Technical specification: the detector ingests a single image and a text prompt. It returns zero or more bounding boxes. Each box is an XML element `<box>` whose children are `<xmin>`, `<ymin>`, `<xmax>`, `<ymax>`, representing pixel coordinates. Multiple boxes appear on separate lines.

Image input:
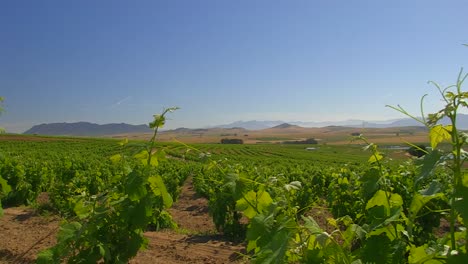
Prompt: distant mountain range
<box><xmin>214</xmin><ymin>114</ymin><xmax>468</xmax><ymax>130</ymax></box>
<box><xmin>21</xmin><ymin>114</ymin><xmax>468</xmax><ymax>137</ymax></box>
<box><xmin>212</xmin><ymin>119</ymin><xmax>418</xmax><ymax>130</ymax></box>
<box><xmin>23</xmin><ymin>122</ymin><xmax>152</xmax><ymax>136</ymax></box>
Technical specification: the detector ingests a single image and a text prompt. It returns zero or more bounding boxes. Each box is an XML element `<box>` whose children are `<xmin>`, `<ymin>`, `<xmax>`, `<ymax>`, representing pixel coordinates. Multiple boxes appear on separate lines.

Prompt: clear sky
<box><xmin>1</xmin><ymin>0</ymin><xmax>467</xmax><ymax>132</ymax></box>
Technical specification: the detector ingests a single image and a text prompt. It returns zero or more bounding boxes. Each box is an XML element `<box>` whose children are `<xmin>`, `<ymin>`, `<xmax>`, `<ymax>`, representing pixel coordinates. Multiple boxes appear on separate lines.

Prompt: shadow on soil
<box><xmin>0</xmin><ymin>249</ymin><xmax>33</xmax><ymax>264</ymax></box>
<box><xmin>184</xmin><ymin>234</ymin><xmax>248</xmax><ymax>262</ymax></box>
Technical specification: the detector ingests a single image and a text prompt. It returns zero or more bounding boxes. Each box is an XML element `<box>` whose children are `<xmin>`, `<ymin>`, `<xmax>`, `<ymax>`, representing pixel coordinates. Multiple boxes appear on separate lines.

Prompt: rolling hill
<box><xmin>23</xmin><ymin>122</ymin><xmax>152</xmax><ymax>136</ymax></box>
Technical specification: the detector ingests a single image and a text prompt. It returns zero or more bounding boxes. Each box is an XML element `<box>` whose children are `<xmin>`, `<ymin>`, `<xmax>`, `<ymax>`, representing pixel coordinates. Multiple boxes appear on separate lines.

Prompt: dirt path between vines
<box><xmin>0</xmin><ymin>178</ymin><xmax>246</xmax><ymax>263</ymax></box>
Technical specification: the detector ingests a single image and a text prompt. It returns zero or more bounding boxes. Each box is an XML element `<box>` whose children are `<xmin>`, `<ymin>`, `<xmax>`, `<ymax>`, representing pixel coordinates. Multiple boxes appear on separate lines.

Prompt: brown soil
<box><xmin>0</xmin><ymin>134</ymin><xmax>92</xmax><ymax>142</ymax></box>
<box><xmin>112</xmin><ymin>126</ymin><xmax>428</xmax><ymax>145</ymax></box>
<box><xmin>168</xmin><ymin>177</ymin><xmax>217</xmax><ymax>233</ymax></box>
<box><xmin>0</xmin><ymin>208</ymin><xmax>60</xmax><ymax>263</ymax></box>
<box><xmin>0</xmin><ymin>178</ymin><xmax>246</xmax><ymax>263</ymax></box>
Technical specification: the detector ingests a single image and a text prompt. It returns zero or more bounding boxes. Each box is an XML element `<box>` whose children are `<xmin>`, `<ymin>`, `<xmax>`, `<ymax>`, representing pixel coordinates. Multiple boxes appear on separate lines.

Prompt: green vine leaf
<box><xmin>361</xmin><ymin>168</ymin><xmax>381</xmax><ymax>199</ymax></box>
<box><xmin>134</xmin><ymin>150</ymin><xmax>149</xmax><ymax>165</ymax></box>
<box><xmin>430</xmin><ymin>125</ymin><xmax>452</xmax><ymax>149</ymax></box>
<box><xmin>366</xmin><ymin>190</ymin><xmax>402</xmax><ymax>211</ymax></box>
<box><xmin>236</xmin><ymin>190</ymin><xmax>273</xmax><ymax>219</ymax></box>
<box><xmin>73</xmin><ymin>199</ymin><xmax>90</xmax><ymax>219</ymax></box>
<box><xmin>109</xmin><ymin>154</ymin><xmax>122</xmax><ymax>163</ymax></box>
<box><xmin>414</xmin><ymin>150</ymin><xmax>442</xmax><ymax>187</ymax></box>
<box><xmin>148</xmin><ymin>175</ymin><xmax>173</xmax><ymax>208</ymax></box>
<box><xmin>0</xmin><ymin>176</ymin><xmax>11</xmax><ymax>195</ymax></box>
<box><xmin>126</xmin><ymin>171</ymin><xmax>148</xmax><ymax>201</ymax></box>
<box><xmin>409</xmin><ymin>192</ymin><xmax>443</xmax><ymax>219</ymax></box>
<box><xmin>368</xmin><ymin>152</ymin><xmax>383</xmax><ymax>164</ymax></box>
<box><xmin>36</xmin><ymin>249</ymin><xmax>56</xmax><ymax>264</ymax></box>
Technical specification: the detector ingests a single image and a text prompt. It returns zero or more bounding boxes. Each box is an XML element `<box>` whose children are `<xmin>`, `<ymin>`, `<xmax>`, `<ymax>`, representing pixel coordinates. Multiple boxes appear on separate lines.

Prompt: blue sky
<box><xmin>1</xmin><ymin>0</ymin><xmax>467</xmax><ymax>132</ymax></box>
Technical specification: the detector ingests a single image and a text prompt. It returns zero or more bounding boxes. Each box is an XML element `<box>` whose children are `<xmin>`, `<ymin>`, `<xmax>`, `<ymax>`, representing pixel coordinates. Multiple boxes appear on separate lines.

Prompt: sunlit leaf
<box><xmin>134</xmin><ymin>150</ymin><xmax>149</xmax><ymax>165</ymax></box>
<box><xmin>284</xmin><ymin>181</ymin><xmax>301</xmax><ymax>192</ymax></box>
<box><xmin>327</xmin><ymin>217</ymin><xmax>338</xmax><ymax>228</ymax></box>
<box><xmin>302</xmin><ymin>215</ymin><xmax>323</xmax><ymax>235</ymax></box>
<box><xmin>149</xmin><ymin>154</ymin><xmax>158</xmax><ymax>167</ymax></box>
<box><xmin>36</xmin><ymin>249</ymin><xmax>55</xmax><ymax>264</ymax></box>
<box><xmin>74</xmin><ymin>199</ymin><xmax>90</xmax><ymax>219</ymax></box>
<box><xmin>0</xmin><ymin>176</ymin><xmax>12</xmax><ymax>194</ymax></box>
<box><xmin>343</xmin><ymin>224</ymin><xmax>366</xmax><ymax>249</ymax></box>
<box><xmin>408</xmin><ymin>245</ymin><xmax>429</xmax><ymax>263</ymax></box>
<box><xmin>366</xmin><ymin>190</ymin><xmax>402</xmax><ymax>211</ymax></box>
<box><xmin>430</xmin><ymin>125</ymin><xmax>452</xmax><ymax>149</ymax></box>
<box><xmin>109</xmin><ymin>154</ymin><xmax>122</xmax><ymax>163</ymax></box>
<box><xmin>366</xmin><ymin>190</ymin><xmax>387</xmax><ymax>210</ymax></box>
<box><xmin>155</xmin><ymin>149</ymin><xmax>167</xmax><ymax>161</ymax></box>
<box><xmin>236</xmin><ymin>190</ymin><xmax>273</xmax><ymax>219</ymax></box>
<box><xmin>118</xmin><ymin>138</ymin><xmax>128</xmax><ymax>146</ymax></box>
<box><xmin>149</xmin><ymin>114</ymin><xmax>165</xmax><ymax>129</ymax></box>
<box><xmin>148</xmin><ymin>175</ymin><xmax>173</xmax><ymax>208</ymax></box>
<box><xmin>368</xmin><ymin>152</ymin><xmax>383</xmax><ymax>164</ymax></box>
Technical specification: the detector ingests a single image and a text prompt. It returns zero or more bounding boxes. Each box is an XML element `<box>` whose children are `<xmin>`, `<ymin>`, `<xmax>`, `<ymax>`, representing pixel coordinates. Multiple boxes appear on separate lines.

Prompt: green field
<box><xmin>0</xmin><ymin>134</ymin><xmax>375</xmax><ymax>164</ymax></box>
<box><xmin>0</xmin><ymin>132</ymin><xmax>463</xmax><ymax>263</ymax></box>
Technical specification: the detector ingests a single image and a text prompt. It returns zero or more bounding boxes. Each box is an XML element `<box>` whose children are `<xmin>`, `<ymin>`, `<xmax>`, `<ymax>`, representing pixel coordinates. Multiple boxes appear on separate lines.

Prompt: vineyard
<box><xmin>2</xmin><ymin>79</ymin><xmax>468</xmax><ymax>263</ymax></box>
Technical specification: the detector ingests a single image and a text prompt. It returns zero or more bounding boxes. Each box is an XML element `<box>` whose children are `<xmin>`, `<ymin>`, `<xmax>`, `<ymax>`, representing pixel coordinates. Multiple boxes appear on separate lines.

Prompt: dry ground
<box><xmin>0</xmin><ymin>178</ymin><xmax>245</xmax><ymax>264</ymax></box>
<box><xmin>111</xmin><ymin>126</ymin><xmax>429</xmax><ymax>145</ymax></box>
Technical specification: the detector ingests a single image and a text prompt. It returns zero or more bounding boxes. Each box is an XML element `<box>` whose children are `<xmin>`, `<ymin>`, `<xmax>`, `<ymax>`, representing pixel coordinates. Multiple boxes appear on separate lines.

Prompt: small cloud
<box><xmin>111</xmin><ymin>96</ymin><xmax>132</xmax><ymax>108</ymax></box>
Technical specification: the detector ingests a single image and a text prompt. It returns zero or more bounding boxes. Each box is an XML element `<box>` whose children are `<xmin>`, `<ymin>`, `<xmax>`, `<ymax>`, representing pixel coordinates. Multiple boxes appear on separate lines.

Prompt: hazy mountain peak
<box><xmin>24</xmin><ymin>122</ymin><xmax>152</xmax><ymax>136</ymax></box>
<box><xmin>271</xmin><ymin>123</ymin><xmax>300</xmax><ymax>129</ymax></box>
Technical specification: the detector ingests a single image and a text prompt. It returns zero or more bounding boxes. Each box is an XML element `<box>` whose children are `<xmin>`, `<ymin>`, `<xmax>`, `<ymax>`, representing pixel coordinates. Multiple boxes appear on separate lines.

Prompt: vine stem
<box><xmin>146</xmin><ymin>107</ymin><xmax>179</xmax><ymax>166</ymax></box>
<box><xmin>358</xmin><ymin>136</ymin><xmax>400</xmax><ymax>239</ymax></box>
